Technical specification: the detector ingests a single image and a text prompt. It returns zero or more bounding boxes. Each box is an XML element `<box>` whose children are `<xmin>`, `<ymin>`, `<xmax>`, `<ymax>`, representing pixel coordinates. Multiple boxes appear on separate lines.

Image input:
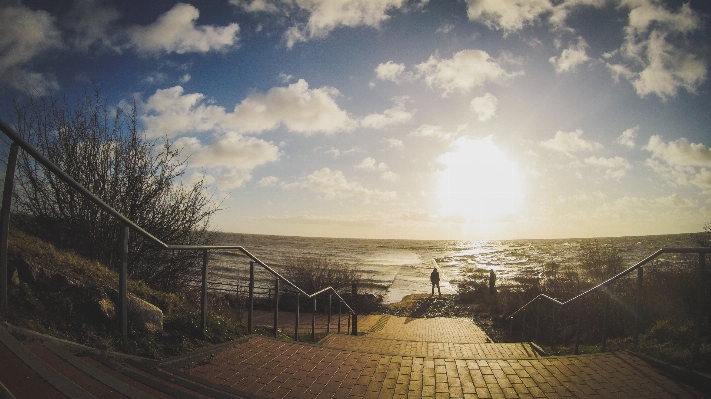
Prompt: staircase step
<box><xmin>321</xmin><ymin>335</ymin><xmax>541</xmax><ymax>358</ymax></box>
<box><xmin>0</xmin><ymin>325</ymin><xmax>94</xmax><ymax>399</ymax></box>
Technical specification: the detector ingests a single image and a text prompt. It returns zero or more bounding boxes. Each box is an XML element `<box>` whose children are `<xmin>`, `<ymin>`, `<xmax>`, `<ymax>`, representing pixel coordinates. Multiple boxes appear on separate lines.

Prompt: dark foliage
<box><xmin>10</xmin><ymin>88</ymin><xmax>219</xmax><ymax>288</ymax></box>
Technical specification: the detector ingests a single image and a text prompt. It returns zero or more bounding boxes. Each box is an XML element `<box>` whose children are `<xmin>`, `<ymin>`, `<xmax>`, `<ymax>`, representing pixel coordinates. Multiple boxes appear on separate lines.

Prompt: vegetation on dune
<box><xmin>10</xmin><ymin>87</ymin><xmax>219</xmax><ymax>289</ymax></box>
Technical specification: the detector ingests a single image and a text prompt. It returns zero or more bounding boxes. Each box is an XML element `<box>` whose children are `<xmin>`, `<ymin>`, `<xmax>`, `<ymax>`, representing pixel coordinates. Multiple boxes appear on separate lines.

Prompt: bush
<box><xmin>281</xmin><ymin>255</ymin><xmax>361</xmax><ymax>293</ymax></box>
<box><xmin>9</xmin><ymin>87</ymin><xmax>219</xmax><ymax>288</ymax></box>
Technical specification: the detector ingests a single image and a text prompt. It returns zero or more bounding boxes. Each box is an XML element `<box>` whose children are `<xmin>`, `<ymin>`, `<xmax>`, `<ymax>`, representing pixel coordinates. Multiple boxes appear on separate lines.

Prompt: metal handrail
<box><xmin>506</xmin><ymin>247</ymin><xmax>711</xmax><ymax>319</ymax></box>
<box><xmin>504</xmin><ymin>245</ymin><xmax>709</xmax><ymax>360</ymax></box>
<box><xmin>0</xmin><ymin>118</ymin><xmax>356</xmax><ymax>337</ymax></box>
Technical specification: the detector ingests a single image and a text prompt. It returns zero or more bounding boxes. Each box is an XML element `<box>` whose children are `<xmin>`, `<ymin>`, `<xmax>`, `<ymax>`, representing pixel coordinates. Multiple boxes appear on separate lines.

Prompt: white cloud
<box><xmin>361</xmin><ymin>97</ymin><xmax>413</xmax><ymax>128</ymax></box>
<box><xmin>375</xmin><ymin>61</ymin><xmax>408</xmax><ymax>82</ymax></box>
<box><xmin>230</xmin><ymin>0</ymin><xmax>280</xmax><ymax>13</ymax></box>
<box><xmin>616</xmin><ymin>126</ymin><xmax>639</xmax><ymax>148</ymax></box>
<box><xmin>381</xmin><ymin>170</ymin><xmax>400</xmax><ymax>182</ymax></box>
<box><xmin>645</xmin><ymin>135</ymin><xmax>711</xmax><ymax>167</ymax></box>
<box><xmin>549</xmin><ymin>37</ymin><xmax>590</xmax><ymax>73</ymax></box>
<box><xmin>415</xmin><ymin>49</ymin><xmax>521</xmax><ymax>96</ymax></box>
<box><xmin>584</xmin><ymin>156</ymin><xmax>632</xmax><ymax>179</ymax></box>
<box><xmin>175</xmin><ymin>133</ymin><xmax>280</xmax><ymax>189</ymax></box>
<box><xmin>292</xmin><ymin>168</ymin><xmax>397</xmax><ymax>201</ymax></box>
<box><xmin>465</xmin><ymin>0</ymin><xmax>552</xmax><ymax>33</ymax></box>
<box><xmin>383</xmin><ymin>138</ymin><xmax>404</xmax><ymax>149</ymax></box>
<box><xmin>644</xmin><ymin>135</ymin><xmax>711</xmax><ymax>189</ymax></box>
<box><xmin>410</xmin><ymin>124</ymin><xmax>451</xmax><ymax>141</ymax></box>
<box><xmin>142</xmin><ymin>80</ymin><xmax>356</xmax><ymax>137</ymax></box>
<box><xmin>0</xmin><ymin>4</ymin><xmax>62</xmax><ymax>91</ymax></box>
<box><xmin>355</xmin><ymin>157</ymin><xmax>388</xmax><ymax>171</ymax></box>
<box><xmin>606</xmin><ymin>0</ymin><xmax>707</xmax><ymax>100</ymax></box>
<box><xmin>258</xmin><ymin>176</ymin><xmax>281</xmax><ymax>187</ymax></box>
<box><xmin>128</xmin><ymin>3</ymin><xmax>240</xmax><ymax>55</ymax></box>
<box><xmin>539</xmin><ymin>129</ymin><xmax>603</xmax><ymax>155</ymax></box>
<box><xmin>470</xmin><ymin>92</ymin><xmax>498</xmax><ymax>121</ymax></box>
<box><xmin>284</xmin><ymin>0</ymin><xmax>405</xmax><ymax>48</ymax></box>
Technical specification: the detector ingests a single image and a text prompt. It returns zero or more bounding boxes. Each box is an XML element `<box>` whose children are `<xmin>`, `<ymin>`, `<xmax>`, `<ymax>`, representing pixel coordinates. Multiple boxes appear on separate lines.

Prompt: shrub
<box><xmin>281</xmin><ymin>255</ymin><xmax>360</xmax><ymax>293</ymax></box>
<box><xmin>9</xmin><ymin>87</ymin><xmax>219</xmax><ymax>288</ymax></box>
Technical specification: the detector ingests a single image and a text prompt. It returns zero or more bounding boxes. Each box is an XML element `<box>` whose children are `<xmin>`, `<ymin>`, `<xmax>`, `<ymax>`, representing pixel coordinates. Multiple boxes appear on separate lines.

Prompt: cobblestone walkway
<box><xmin>185</xmin><ymin>315</ymin><xmax>707</xmax><ymax>399</ymax></box>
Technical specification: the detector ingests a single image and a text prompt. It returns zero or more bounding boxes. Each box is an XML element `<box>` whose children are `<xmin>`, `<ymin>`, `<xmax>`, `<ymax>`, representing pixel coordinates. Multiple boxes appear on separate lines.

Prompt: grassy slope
<box><xmin>2</xmin><ymin>229</ymin><xmax>246</xmax><ymax>358</ymax></box>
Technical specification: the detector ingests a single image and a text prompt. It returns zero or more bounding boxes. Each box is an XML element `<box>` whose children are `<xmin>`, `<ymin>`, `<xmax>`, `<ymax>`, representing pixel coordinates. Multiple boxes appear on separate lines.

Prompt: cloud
<box><xmin>415</xmin><ymin>49</ymin><xmax>521</xmax><ymax>96</ymax></box>
<box><xmin>410</xmin><ymin>124</ymin><xmax>451</xmax><ymax>141</ymax></box>
<box><xmin>470</xmin><ymin>92</ymin><xmax>498</xmax><ymax>121</ymax></box>
<box><xmin>539</xmin><ymin>129</ymin><xmax>603</xmax><ymax>155</ymax></box>
<box><xmin>549</xmin><ymin>37</ymin><xmax>590</xmax><ymax>73</ymax></box>
<box><xmin>258</xmin><ymin>176</ymin><xmax>280</xmax><ymax>187</ymax></box>
<box><xmin>175</xmin><ymin>133</ymin><xmax>280</xmax><ymax>189</ymax></box>
<box><xmin>61</xmin><ymin>0</ymin><xmax>121</xmax><ymax>52</ymax></box>
<box><xmin>375</xmin><ymin>61</ymin><xmax>408</xmax><ymax>82</ymax></box>
<box><xmin>645</xmin><ymin>135</ymin><xmax>711</xmax><ymax>167</ymax></box>
<box><xmin>284</xmin><ymin>0</ymin><xmax>406</xmax><ymax>48</ymax></box>
<box><xmin>128</xmin><ymin>3</ymin><xmax>240</xmax><ymax>55</ymax></box>
<box><xmin>584</xmin><ymin>156</ymin><xmax>632</xmax><ymax>179</ymax></box>
<box><xmin>465</xmin><ymin>0</ymin><xmax>552</xmax><ymax>33</ymax></box>
<box><xmin>361</xmin><ymin>97</ymin><xmax>414</xmax><ymax>128</ymax></box>
<box><xmin>644</xmin><ymin>135</ymin><xmax>711</xmax><ymax>189</ymax></box>
<box><xmin>381</xmin><ymin>170</ymin><xmax>400</xmax><ymax>182</ymax></box>
<box><xmin>0</xmin><ymin>4</ymin><xmax>62</xmax><ymax>91</ymax></box>
<box><xmin>355</xmin><ymin>157</ymin><xmax>388</xmax><ymax>171</ymax></box>
<box><xmin>142</xmin><ymin>80</ymin><xmax>356</xmax><ymax>137</ymax></box>
<box><xmin>383</xmin><ymin>138</ymin><xmax>404</xmax><ymax>149</ymax></box>
<box><xmin>616</xmin><ymin>126</ymin><xmax>639</xmax><ymax>148</ymax></box>
<box><xmin>290</xmin><ymin>168</ymin><xmax>397</xmax><ymax>201</ymax></box>
<box><xmin>605</xmin><ymin>0</ymin><xmax>707</xmax><ymax>100</ymax></box>
<box><xmin>230</xmin><ymin>0</ymin><xmax>280</xmax><ymax>13</ymax></box>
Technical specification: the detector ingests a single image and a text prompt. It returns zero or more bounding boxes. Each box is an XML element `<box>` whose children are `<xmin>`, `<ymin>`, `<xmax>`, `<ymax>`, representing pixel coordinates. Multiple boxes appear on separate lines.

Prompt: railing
<box><xmin>505</xmin><ymin>247</ymin><xmax>709</xmax><ymax>360</ymax></box>
<box><xmin>0</xmin><ymin>118</ymin><xmax>356</xmax><ymax>340</ymax></box>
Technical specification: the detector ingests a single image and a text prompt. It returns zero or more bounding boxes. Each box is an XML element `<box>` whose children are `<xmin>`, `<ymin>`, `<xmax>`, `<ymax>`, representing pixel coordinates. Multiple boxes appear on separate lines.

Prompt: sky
<box><xmin>1</xmin><ymin>0</ymin><xmax>710</xmax><ymax>241</ymax></box>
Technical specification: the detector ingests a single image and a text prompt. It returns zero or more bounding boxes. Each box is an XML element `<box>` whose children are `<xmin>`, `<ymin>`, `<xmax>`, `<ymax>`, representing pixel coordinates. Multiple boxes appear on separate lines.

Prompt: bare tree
<box><xmin>11</xmin><ymin>88</ymin><xmax>220</xmax><ymax>288</ymax></box>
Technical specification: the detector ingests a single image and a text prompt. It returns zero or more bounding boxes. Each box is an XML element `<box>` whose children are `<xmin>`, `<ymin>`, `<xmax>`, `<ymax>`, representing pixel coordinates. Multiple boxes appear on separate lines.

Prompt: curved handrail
<box><xmin>506</xmin><ymin>247</ymin><xmax>711</xmax><ymax>320</ymax></box>
<box><xmin>0</xmin><ymin>118</ymin><xmax>354</xmax><ymax>313</ymax></box>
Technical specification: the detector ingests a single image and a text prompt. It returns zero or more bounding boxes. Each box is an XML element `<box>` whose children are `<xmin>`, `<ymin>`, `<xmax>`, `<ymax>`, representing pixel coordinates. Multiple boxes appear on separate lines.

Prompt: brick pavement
<box><xmin>183</xmin><ymin>315</ymin><xmax>706</xmax><ymax>398</ymax></box>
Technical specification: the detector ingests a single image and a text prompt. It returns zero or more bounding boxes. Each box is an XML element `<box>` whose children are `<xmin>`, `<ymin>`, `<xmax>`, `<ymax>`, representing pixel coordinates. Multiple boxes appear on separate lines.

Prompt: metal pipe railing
<box><xmin>505</xmin><ymin>247</ymin><xmax>710</xmax><ymax>359</ymax></box>
<box><xmin>0</xmin><ymin>119</ymin><xmax>356</xmax><ymax>339</ymax></box>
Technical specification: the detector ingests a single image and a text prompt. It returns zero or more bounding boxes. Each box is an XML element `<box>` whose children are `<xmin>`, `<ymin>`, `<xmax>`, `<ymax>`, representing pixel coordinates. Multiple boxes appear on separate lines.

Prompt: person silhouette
<box><xmin>430</xmin><ymin>267</ymin><xmax>441</xmax><ymax>296</ymax></box>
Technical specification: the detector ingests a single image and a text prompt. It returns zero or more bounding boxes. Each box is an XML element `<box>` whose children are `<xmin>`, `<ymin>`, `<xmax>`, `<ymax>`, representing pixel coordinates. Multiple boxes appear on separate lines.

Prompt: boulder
<box><xmin>128</xmin><ymin>295</ymin><xmax>163</xmax><ymax>333</ymax></box>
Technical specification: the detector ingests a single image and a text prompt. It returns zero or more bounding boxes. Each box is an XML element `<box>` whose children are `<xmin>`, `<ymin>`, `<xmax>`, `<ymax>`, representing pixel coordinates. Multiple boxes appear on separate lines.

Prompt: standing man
<box><xmin>430</xmin><ymin>266</ymin><xmax>441</xmax><ymax>296</ymax></box>
<box><xmin>489</xmin><ymin>269</ymin><xmax>496</xmax><ymax>294</ymax></box>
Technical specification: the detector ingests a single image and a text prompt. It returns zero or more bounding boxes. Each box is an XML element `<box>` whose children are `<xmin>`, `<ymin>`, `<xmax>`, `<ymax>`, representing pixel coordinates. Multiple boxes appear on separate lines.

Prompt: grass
<box><xmin>3</xmin><ymin>229</ymin><xmax>246</xmax><ymax>358</ymax></box>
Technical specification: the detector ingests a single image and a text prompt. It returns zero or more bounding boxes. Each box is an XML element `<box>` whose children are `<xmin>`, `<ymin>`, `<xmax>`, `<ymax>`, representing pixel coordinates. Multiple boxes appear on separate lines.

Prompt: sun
<box><xmin>436</xmin><ymin>135</ymin><xmax>523</xmax><ymax>221</ymax></box>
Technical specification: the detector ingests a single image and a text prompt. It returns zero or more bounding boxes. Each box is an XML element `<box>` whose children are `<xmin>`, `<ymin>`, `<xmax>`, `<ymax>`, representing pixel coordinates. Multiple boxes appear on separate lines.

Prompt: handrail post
<box><xmin>602</xmin><ymin>290</ymin><xmax>610</xmax><ymax>352</ymax></box>
<box><xmin>694</xmin><ymin>253</ymin><xmax>706</xmax><ymax>362</ymax></box>
<box><xmin>521</xmin><ymin>309</ymin><xmax>526</xmax><ymax>341</ymax></box>
<box><xmin>295</xmin><ymin>292</ymin><xmax>300</xmax><ymax>341</ymax></box>
<box><xmin>633</xmin><ymin>267</ymin><xmax>643</xmax><ymax>349</ymax></box>
<box><xmin>351</xmin><ymin>283</ymin><xmax>358</xmax><ymax>336</ymax></box>
<box><xmin>535</xmin><ymin>298</ymin><xmax>541</xmax><ymax>343</ymax></box>
<box><xmin>0</xmin><ymin>143</ymin><xmax>18</xmax><ymax>316</ymax></box>
<box><xmin>550</xmin><ymin>307</ymin><xmax>556</xmax><ymax>346</ymax></box>
<box><xmin>312</xmin><ymin>297</ymin><xmax>316</xmax><ymax>340</ymax></box>
<box><xmin>347</xmin><ymin>312</ymin><xmax>351</xmax><ymax>335</ymax></box>
<box><xmin>509</xmin><ymin>316</ymin><xmax>513</xmax><ymax>338</ymax></box>
<box><xmin>273</xmin><ymin>278</ymin><xmax>279</xmax><ymax>338</ymax></box>
<box><xmin>338</xmin><ymin>300</ymin><xmax>342</xmax><ymax>334</ymax></box>
<box><xmin>120</xmin><ymin>226</ymin><xmax>129</xmax><ymax>340</ymax></box>
<box><xmin>327</xmin><ymin>293</ymin><xmax>332</xmax><ymax>333</ymax></box>
<box><xmin>574</xmin><ymin>299</ymin><xmax>581</xmax><ymax>355</ymax></box>
<box><xmin>201</xmin><ymin>249</ymin><xmax>208</xmax><ymax>338</ymax></box>
<box><xmin>248</xmin><ymin>261</ymin><xmax>254</xmax><ymax>334</ymax></box>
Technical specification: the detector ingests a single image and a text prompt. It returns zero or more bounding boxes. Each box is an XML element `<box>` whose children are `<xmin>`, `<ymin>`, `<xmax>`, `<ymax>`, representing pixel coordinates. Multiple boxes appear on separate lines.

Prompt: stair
<box><xmin>2</xmin><ymin>316</ymin><xmax>709</xmax><ymax>398</ymax></box>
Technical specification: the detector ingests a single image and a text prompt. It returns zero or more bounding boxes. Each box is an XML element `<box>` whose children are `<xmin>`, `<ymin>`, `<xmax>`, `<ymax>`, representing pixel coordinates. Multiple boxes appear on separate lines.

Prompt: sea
<box><xmin>207</xmin><ymin>232</ymin><xmax>701</xmax><ymax>304</ymax></box>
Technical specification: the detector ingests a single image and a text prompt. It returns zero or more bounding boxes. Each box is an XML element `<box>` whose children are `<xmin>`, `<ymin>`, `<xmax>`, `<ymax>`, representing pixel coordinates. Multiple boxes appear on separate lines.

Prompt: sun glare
<box><xmin>437</xmin><ymin>136</ymin><xmax>523</xmax><ymax>221</ymax></box>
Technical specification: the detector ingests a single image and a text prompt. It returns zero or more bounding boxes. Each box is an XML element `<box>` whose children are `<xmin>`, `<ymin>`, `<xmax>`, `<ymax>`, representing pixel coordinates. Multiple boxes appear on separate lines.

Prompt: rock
<box><xmin>85</xmin><ymin>295</ymin><xmax>116</xmax><ymax>325</ymax></box>
<box><xmin>128</xmin><ymin>295</ymin><xmax>163</xmax><ymax>333</ymax></box>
